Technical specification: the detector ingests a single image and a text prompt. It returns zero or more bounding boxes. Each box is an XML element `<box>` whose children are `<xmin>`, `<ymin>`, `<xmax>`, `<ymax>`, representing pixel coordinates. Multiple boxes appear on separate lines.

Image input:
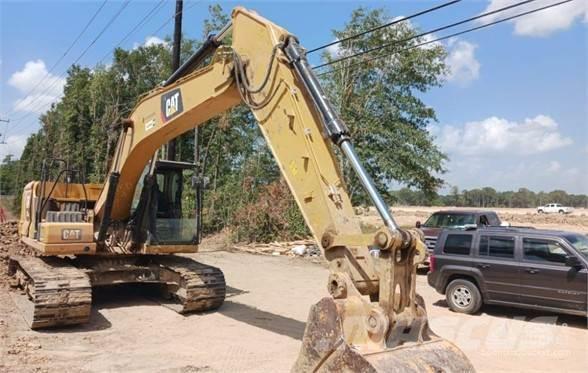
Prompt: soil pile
<box><xmin>0</xmin><ymin>221</ymin><xmax>34</xmax><ymax>287</ymax></box>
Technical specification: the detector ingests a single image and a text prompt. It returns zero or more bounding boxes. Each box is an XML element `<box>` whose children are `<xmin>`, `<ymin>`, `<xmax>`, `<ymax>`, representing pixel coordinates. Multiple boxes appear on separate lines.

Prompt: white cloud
<box><xmin>145</xmin><ymin>36</ymin><xmax>167</xmax><ymax>47</ymax></box>
<box><xmin>391</xmin><ymin>17</ymin><xmax>480</xmax><ymax>85</ymax></box>
<box><xmin>546</xmin><ymin>160</ymin><xmax>561</xmax><ymax>172</ymax></box>
<box><xmin>326</xmin><ymin>39</ymin><xmax>341</xmax><ymax>57</ymax></box>
<box><xmin>432</xmin><ymin>114</ymin><xmax>572</xmax><ymax>156</ymax></box>
<box><xmin>134</xmin><ymin>35</ymin><xmax>168</xmax><ymax>49</ymax></box>
<box><xmin>0</xmin><ymin>134</ymin><xmax>28</xmax><ymax>160</ymax></box>
<box><xmin>8</xmin><ymin>60</ymin><xmax>65</xmax><ymax>114</ymax></box>
<box><xmin>325</xmin><ymin>38</ymin><xmax>356</xmax><ymax>58</ymax></box>
<box><xmin>444</xmin><ymin>39</ymin><xmax>480</xmax><ymax>86</ymax></box>
<box><xmin>480</xmin><ymin>0</ymin><xmax>588</xmax><ymax>37</ymax></box>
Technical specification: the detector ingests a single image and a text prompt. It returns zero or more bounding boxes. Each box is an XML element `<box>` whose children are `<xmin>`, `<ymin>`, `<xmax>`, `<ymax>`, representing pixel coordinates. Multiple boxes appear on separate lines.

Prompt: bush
<box><xmin>232</xmin><ymin>179</ymin><xmax>310</xmax><ymax>243</ymax></box>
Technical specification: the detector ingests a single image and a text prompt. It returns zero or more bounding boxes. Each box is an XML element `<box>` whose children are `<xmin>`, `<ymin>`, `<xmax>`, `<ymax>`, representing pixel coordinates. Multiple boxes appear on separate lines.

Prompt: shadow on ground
<box><xmin>219</xmin><ymin>301</ymin><xmax>306</xmax><ymax>340</ymax></box>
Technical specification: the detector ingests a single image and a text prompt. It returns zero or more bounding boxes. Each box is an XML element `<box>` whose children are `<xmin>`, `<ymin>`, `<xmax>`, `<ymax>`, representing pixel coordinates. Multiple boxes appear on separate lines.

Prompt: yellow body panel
<box><xmin>39</xmin><ymin>222</ymin><xmax>94</xmax><ymax>245</ymax></box>
<box><xmin>21</xmin><ymin>236</ymin><xmax>96</xmax><ymax>255</ymax></box>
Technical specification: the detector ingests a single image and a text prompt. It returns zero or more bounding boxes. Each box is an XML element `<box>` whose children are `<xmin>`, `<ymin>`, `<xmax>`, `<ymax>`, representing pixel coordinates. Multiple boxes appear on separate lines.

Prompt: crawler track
<box><xmin>156</xmin><ymin>256</ymin><xmax>226</xmax><ymax>313</ymax></box>
<box><xmin>8</xmin><ymin>256</ymin><xmax>92</xmax><ymax>329</ymax></box>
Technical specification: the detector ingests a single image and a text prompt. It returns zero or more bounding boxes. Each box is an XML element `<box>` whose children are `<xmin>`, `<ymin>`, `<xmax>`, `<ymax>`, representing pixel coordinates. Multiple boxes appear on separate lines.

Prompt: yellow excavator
<box><xmin>10</xmin><ymin>7</ymin><xmax>473</xmax><ymax>372</ymax></box>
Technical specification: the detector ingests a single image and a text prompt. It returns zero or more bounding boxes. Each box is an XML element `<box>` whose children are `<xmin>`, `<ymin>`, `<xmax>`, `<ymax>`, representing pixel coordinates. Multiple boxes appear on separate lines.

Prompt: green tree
<box><xmin>320</xmin><ymin>7</ymin><xmax>447</xmax><ymax>204</ymax></box>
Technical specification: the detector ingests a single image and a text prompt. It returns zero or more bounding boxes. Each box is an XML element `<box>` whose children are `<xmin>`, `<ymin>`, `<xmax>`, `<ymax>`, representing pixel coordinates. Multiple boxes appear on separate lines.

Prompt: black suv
<box><xmin>427</xmin><ymin>227</ymin><xmax>588</xmax><ymax>316</ymax></box>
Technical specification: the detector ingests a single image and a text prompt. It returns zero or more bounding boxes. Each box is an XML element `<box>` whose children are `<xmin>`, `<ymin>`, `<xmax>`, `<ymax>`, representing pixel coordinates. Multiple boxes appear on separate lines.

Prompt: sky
<box><xmin>0</xmin><ymin>0</ymin><xmax>586</xmax><ymax>194</ymax></box>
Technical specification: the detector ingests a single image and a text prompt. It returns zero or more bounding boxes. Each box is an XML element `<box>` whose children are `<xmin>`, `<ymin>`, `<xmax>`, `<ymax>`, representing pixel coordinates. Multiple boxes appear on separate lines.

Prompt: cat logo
<box><xmin>62</xmin><ymin>229</ymin><xmax>82</xmax><ymax>241</ymax></box>
<box><xmin>161</xmin><ymin>88</ymin><xmax>183</xmax><ymax>122</ymax></box>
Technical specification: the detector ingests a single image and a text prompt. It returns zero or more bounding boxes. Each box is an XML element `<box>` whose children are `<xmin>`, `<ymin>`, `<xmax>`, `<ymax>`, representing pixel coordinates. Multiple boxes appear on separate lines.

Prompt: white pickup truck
<box><xmin>537</xmin><ymin>203</ymin><xmax>574</xmax><ymax>214</ymax></box>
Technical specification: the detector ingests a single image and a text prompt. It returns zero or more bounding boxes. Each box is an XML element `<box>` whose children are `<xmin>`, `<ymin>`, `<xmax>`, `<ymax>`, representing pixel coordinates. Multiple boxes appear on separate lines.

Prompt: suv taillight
<box><xmin>429</xmin><ymin>254</ymin><xmax>436</xmax><ymax>273</ymax></box>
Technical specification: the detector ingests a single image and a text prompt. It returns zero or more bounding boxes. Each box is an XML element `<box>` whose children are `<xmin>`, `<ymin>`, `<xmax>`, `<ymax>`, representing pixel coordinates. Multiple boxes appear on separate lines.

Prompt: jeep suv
<box><xmin>427</xmin><ymin>227</ymin><xmax>588</xmax><ymax>316</ymax></box>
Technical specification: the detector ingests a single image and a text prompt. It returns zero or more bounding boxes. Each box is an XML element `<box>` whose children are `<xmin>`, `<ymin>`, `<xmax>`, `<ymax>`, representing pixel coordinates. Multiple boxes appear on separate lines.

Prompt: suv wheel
<box><xmin>559</xmin><ymin>210</ymin><xmax>565</xmax><ymax>214</ymax></box>
<box><xmin>446</xmin><ymin>279</ymin><xmax>482</xmax><ymax>314</ymax></box>
<box><xmin>537</xmin><ymin>209</ymin><xmax>544</xmax><ymax>214</ymax></box>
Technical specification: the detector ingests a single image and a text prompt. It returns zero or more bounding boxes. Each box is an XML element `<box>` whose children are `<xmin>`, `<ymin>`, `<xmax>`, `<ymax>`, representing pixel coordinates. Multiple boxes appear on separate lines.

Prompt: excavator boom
<box><xmin>13</xmin><ymin>7</ymin><xmax>473</xmax><ymax>372</ymax></box>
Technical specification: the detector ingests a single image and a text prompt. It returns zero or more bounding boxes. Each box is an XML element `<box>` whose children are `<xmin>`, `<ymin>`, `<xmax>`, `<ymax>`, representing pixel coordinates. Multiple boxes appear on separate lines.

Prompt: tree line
<box><xmin>391</xmin><ymin>187</ymin><xmax>588</xmax><ymax>208</ymax></box>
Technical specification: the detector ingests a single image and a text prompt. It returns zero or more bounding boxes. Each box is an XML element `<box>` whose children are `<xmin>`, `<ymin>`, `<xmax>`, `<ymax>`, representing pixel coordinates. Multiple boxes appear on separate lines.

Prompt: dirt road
<box><xmin>1</xmin><ymin>248</ymin><xmax>587</xmax><ymax>373</ymax></box>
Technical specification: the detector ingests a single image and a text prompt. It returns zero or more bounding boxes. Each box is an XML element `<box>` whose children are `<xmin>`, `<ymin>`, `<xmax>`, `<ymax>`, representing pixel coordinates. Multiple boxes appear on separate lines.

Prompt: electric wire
<box><xmin>8</xmin><ymin>0</ymin><xmax>131</xmax><ymax>126</ymax></box>
<box><xmin>10</xmin><ymin>0</ymin><xmax>204</xmax><ymax>136</ymax></box>
<box><xmin>150</xmin><ymin>0</ymin><xmax>202</xmax><ymax>36</ymax></box>
<box><xmin>316</xmin><ymin>0</ymin><xmax>573</xmax><ymax>77</ymax></box>
<box><xmin>96</xmin><ymin>0</ymin><xmax>167</xmax><ymax>65</ymax></box>
<box><xmin>3</xmin><ymin>0</ymin><xmax>109</xmax><ymax>120</ymax></box>
<box><xmin>314</xmin><ymin>0</ymin><xmax>539</xmax><ymax>70</ymax></box>
<box><xmin>306</xmin><ymin>0</ymin><xmax>461</xmax><ymax>54</ymax></box>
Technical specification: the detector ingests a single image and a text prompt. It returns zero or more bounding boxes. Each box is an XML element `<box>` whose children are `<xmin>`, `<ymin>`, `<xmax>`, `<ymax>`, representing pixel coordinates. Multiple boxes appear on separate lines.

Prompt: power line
<box><xmin>8</xmin><ymin>0</ymin><xmax>131</xmax><ymax>125</ymax></box>
<box><xmin>150</xmin><ymin>0</ymin><xmax>202</xmax><ymax>36</ymax></box>
<box><xmin>8</xmin><ymin>0</ymin><xmax>200</xmax><ymax>138</ymax></box>
<box><xmin>307</xmin><ymin>0</ymin><xmax>461</xmax><ymax>54</ymax></box>
<box><xmin>314</xmin><ymin>0</ymin><xmax>539</xmax><ymax>70</ymax></box>
<box><xmin>317</xmin><ymin>0</ymin><xmax>573</xmax><ymax>77</ymax></box>
<box><xmin>4</xmin><ymin>0</ymin><xmax>109</xmax><ymax>120</ymax></box>
<box><xmin>96</xmin><ymin>0</ymin><xmax>167</xmax><ymax>65</ymax></box>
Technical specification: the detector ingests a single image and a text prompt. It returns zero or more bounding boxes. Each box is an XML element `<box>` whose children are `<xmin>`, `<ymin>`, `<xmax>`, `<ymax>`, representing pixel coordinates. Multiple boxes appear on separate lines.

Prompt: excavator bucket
<box><xmin>293</xmin><ymin>297</ymin><xmax>474</xmax><ymax>373</ymax></box>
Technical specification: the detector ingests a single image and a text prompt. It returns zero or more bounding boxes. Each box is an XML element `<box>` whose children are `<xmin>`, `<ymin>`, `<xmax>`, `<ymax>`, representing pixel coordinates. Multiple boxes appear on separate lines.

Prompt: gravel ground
<box><xmin>1</xmin><ymin>206</ymin><xmax>587</xmax><ymax>372</ymax></box>
<box><xmin>1</xmin><ymin>248</ymin><xmax>586</xmax><ymax>373</ymax></box>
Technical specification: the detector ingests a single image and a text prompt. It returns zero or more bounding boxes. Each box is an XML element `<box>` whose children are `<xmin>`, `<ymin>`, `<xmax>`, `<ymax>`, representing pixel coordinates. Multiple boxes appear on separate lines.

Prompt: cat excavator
<box><xmin>10</xmin><ymin>7</ymin><xmax>473</xmax><ymax>372</ymax></box>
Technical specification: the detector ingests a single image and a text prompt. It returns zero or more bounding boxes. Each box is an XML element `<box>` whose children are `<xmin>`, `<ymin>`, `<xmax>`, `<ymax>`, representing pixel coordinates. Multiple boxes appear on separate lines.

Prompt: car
<box><xmin>537</xmin><ymin>203</ymin><xmax>574</xmax><ymax>214</ymax></box>
<box><xmin>416</xmin><ymin>210</ymin><xmax>503</xmax><ymax>254</ymax></box>
<box><xmin>427</xmin><ymin>227</ymin><xmax>588</xmax><ymax>316</ymax></box>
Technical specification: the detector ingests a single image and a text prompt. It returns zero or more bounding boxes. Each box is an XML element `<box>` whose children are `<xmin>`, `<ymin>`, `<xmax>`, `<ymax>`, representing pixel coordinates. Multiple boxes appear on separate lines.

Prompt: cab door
<box><xmin>519</xmin><ymin>237</ymin><xmax>587</xmax><ymax>313</ymax></box>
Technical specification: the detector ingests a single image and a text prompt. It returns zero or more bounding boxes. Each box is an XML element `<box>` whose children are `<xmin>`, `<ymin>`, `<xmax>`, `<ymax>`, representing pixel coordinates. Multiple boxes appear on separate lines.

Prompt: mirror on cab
<box><xmin>415</xmin><ymin>221</ymin><xmax>421</xmax><ymax>228</ymax></box>
<box><xmin>565</xmin><ymin>255</ymin><xmax>583</xmax><ymax>268</ymax></box>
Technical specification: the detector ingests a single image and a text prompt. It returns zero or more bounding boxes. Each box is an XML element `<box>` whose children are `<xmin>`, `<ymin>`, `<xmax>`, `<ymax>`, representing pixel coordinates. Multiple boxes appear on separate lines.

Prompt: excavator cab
<box><xmin>130</xmin><ymin>159</ymin><xmax>203</xmax><ymax>247</ymax></box>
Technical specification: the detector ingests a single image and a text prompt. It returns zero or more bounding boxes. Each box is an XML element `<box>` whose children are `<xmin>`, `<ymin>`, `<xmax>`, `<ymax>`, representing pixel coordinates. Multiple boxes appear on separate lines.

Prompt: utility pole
<box><xmin>166</xmin><ymin>0</ymin><xmax>183</xmax><ymax>161</ymax></box>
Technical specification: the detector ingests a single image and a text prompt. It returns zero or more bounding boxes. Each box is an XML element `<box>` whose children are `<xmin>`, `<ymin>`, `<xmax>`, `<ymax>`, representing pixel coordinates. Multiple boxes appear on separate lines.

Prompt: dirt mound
<box><xmin>0</xmin><ymin>221</ymin><xmax>35</xmax><ymax>288</ymax></box>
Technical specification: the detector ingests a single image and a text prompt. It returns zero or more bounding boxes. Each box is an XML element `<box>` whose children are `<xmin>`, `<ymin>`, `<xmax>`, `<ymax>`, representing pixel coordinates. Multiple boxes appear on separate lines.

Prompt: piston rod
<box><xmin>283</xmin><ymin>37</ymin><xmax>399</xmax><ymax>232</ymax></box>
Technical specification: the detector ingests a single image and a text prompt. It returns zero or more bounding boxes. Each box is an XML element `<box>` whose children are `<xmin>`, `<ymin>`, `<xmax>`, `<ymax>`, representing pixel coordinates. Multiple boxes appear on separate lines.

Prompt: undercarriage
<box><xmin>8</xmin><ymin>254</ymin><xmax>226</xmax><ymax>329</ymax></box>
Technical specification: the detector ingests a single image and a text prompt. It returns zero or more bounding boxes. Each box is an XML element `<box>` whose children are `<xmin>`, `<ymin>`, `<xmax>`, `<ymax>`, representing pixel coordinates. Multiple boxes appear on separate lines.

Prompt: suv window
<box><xmin>479</xmin><ymin>235</ymin><xmax>515</xmax><ymax>258</ymax></box>
<box><xmin>523</xmin><ymin>238</ymin><xmax>567</xmax><ymax>264</ymax></box>
<box><xmin>443</xmin><ymin>234</ymin><xmax>472</xmax><ymax>255</ymax></box>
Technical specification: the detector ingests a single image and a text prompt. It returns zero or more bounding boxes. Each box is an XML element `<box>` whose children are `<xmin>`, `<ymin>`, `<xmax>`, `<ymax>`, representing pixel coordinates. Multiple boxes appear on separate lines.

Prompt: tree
<box><xmin>320</xmin><ymin>7</ymin><xmax>448</xmax><ymax>204</ymax></box>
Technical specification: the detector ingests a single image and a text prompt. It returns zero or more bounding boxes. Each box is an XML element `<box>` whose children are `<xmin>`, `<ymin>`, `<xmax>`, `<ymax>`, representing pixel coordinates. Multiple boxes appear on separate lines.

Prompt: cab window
<box><xmin>523</xmin><ymin>238</ymin><xmax>567</xmax><ymax>264</ymax></box>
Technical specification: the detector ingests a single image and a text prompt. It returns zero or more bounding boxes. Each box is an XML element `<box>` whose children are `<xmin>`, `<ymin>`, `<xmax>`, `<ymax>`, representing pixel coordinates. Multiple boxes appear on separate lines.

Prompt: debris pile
<box><xmin>0</xmin><ymin>221</ymin><xmax>34</xmax><ymax>287</ymax></box>
<box><xmin>232</xmin><ymin>239</ymin><xmax>321</xmax><ymax>258</ymax></box>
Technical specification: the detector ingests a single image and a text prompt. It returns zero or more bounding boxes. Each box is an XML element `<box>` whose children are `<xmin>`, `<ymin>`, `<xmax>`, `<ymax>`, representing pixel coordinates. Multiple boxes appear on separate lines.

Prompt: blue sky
<box><xmin>0</xmin><ymin>0</ymin><xmax>586</xmax><ymax>194</ymax></box>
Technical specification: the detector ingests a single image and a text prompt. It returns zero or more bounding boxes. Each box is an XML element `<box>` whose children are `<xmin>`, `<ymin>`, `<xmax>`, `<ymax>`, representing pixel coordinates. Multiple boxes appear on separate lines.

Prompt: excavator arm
<box><xmin>94</xmin><ymin>7</ymin><xmax>473</xmax><ymax>372</ymax></box>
